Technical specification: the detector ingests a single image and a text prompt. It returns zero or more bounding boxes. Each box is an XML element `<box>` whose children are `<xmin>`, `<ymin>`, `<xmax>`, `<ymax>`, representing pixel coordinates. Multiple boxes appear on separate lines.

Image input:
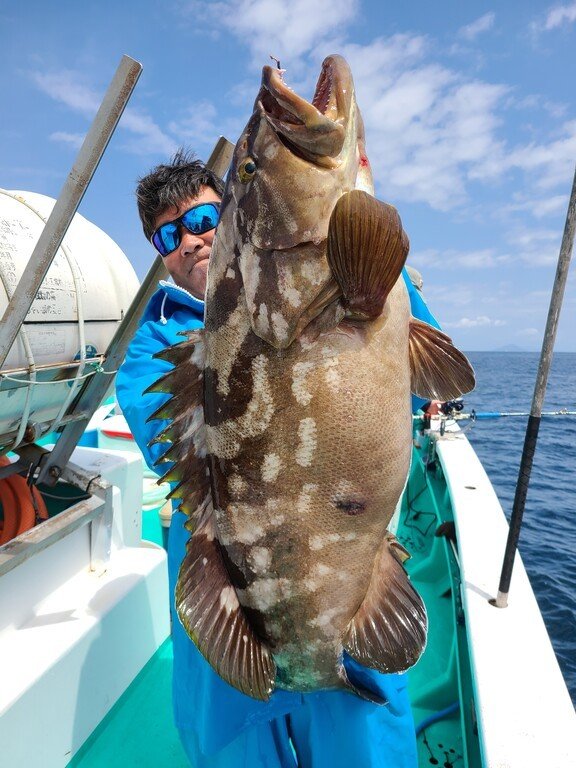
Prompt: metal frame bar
<box><xmin>0</xmin><ymin>55</ymin><xmax>142</xmax><ymax>370</ymax></box>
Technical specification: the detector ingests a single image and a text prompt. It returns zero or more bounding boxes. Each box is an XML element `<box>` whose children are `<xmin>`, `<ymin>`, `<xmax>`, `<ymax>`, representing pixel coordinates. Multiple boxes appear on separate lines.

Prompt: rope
<box><xmin>0</xmin><ymin>364</ymin><xmax>116</xmax><ymax>385</ymax></box>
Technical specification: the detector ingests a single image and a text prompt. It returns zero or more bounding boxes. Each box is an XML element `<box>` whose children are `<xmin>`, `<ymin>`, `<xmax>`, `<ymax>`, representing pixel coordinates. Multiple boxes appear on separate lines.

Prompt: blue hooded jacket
<box><xmin>115</xmin><ymin>273</ymin><xmax>436</xmax><ymax>762</ymax></box>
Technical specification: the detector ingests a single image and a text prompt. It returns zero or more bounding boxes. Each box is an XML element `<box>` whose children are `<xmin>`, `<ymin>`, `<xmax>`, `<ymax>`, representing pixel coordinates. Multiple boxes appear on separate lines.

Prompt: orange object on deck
<box><xmin>0</xmin><ymin>456</ymin><xmax>49</xmax><ymax>545</ymax></box>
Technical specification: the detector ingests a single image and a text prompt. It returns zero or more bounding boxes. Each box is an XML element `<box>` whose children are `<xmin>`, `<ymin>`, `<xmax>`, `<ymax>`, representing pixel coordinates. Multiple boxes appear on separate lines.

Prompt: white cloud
<box><xmin>173</xmin><ymin>6</ymin><xmax>574</xmax><ymax>221</ymax></box>
<box><xmin>445</xmin><ymin>316</ymin><xmax>506</xmax><ymax>329</ymax></box>
<box><xmin>418</xmin><ymin>282</ymin><xmax>476</xmax><ymax>308</ymax></box>
<box><xmin>30</xmin><ymin>68</ymin><xmax>175</xmax><ymax>156</ymax></box>
<box><xmin>500</xmin><ymin>194</ymin><xmax>568</xmax><ymax>219</ymax></box>
<box><xmin>503</xmin><ymin>120</ymin><xmax>576</xmax><ymax>190</ymax></box>
<box><xmin>168</xmin><ymin>101</ymin><xmax>245</xmax><ymax>151</ymax></box>
<box><xmin>458</xmin><ymin>13</ymin><xmax>496</xmax><ymax>41</ymax></box>
<box><xmin>327</xmin><ymin>36</ymin><xmax>511</xmax><ymax>210</ymax></box>
<box><xmin>50</xmin><ymin>131</ymin><xmax>84</xmax><ymax>149</ymax></box>
<box><xmin>512</xmin><ymin>94</ymin><xmax>567</xmax><ymax>119</ymax></box>
<box><xmin>504</xmin><ymin>228</ymin><xmax>561</xmax><ymax>266</ymax></box>
<box><xmin>411</xmin><ymin>247</ymin><xmax>507</xmax><ymax>270</ymax></box>
<box><xmin>543</xmin><ymin>2</ymin><xmax>576</xmax><ymax>30</ymax></box>
<box><xmin>31</xmin><ymin>70</ymin><xmax>100</xmax><ymax>116</ymax></box>
<box><xmin>118</xmin><ymin>109</ymin><xmax>176</xmax><ymax>155</ymax></box>
<box><xmin>183</xmin><ymin>0</ymin><xmax>358</xmax><ymax>70</ymax></box>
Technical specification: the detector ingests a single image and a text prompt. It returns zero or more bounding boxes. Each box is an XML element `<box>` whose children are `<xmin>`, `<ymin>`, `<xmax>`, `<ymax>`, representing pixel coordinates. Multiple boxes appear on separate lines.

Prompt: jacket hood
<box><xmin>141</xmin><ymin>280</ymin><xmax>205</xmax><ymax>327</ymax></box>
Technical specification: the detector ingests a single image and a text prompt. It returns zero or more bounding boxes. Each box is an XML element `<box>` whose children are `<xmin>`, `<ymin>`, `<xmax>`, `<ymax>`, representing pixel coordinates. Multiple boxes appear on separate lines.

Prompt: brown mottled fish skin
<box><xmin>206</xmin><ymin>285</ymin><xmax>413</xmax><ymax>692</ymax></box>
<box><xmin>205</xmin><ymin>55</ymin><xmax>410</xmax><ymax>693</ymax></box>
<box><xmin>155</xmin><ymin>55</ymin><xmax>475</xmax><ymax>700</ymax></box>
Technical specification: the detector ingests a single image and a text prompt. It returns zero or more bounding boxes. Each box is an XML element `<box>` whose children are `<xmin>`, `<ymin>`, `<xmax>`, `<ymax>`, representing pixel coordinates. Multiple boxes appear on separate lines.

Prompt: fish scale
<box><xmin>149</xmin><ymin>54</ymin><xmax>475</xmax><ymax>701</ymax></box>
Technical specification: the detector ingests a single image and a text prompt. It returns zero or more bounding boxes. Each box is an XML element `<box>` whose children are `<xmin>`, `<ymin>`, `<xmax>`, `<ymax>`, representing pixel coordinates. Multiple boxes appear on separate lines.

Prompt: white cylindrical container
<box><xmin>0</xmin><ymin>188</ymin><xmax>140</xmax><ymax>444</ymax></box>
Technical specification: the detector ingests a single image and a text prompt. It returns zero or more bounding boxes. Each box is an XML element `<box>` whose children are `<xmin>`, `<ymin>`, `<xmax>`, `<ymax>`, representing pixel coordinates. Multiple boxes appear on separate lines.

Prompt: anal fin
<box><xmin>176</xmin><ymin>500</ymin><xmax>276</xmax><ymax>701</ymax></box>
<box><xmin>327</xmin><ymin>190</ymin><xmax>409</xmax><ymax>320</ymax></box>
<box><xmin>343</xmin><ymin>533</ymin><xmax>427</xmax><ymax>674</ymax></box>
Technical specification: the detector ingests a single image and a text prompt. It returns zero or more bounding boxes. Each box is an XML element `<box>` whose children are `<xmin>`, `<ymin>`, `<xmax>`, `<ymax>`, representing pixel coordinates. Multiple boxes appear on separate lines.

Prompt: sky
<box><xmin>1</xmin><ymin>0</ymin><xmax>576</xmax><ymax>352</ymax></box>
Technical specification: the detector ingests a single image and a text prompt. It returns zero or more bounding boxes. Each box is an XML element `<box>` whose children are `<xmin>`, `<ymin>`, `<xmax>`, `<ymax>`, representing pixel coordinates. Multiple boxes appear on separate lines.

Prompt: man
<box><xmin>117</xmin><ymin>149</ymin><xmax>434</xmax><ymax>767</ymax></box>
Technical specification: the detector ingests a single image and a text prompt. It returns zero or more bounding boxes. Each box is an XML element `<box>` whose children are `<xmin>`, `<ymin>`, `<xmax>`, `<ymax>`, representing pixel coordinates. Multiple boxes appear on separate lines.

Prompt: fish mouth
<box><xmin>258</xmin><ymin>55</ymin><xmax>353</xmax><ymax>166</ymax></box>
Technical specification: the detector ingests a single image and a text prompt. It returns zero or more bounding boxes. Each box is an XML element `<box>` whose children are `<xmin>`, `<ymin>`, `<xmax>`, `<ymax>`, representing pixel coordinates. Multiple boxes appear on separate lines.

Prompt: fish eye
<box><xmin>238</xmin><ymin>157</ymin><xmax>257</xmax><ymax>183</ymax></box>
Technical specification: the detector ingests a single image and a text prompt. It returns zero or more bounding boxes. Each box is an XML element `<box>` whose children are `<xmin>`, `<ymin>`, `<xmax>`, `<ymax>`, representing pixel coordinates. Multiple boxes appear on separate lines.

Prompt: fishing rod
<box><xmin>465</xmin><ymin>410</ymin><xmax>576</xmax><ymax>419</ymax></box>
<box><xmin>415</xmin><ymin>409</ymin><xmax>576</xmax><ymax>421</ymax></box>
<box><xmin>494</xmin><ymin>163</ymin><xmax>576</xmax><ymax>609</ymax></box>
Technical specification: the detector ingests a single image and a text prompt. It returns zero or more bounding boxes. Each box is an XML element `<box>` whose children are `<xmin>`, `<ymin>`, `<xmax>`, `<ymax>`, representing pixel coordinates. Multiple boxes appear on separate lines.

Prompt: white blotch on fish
<box><xmin>244</xmin><ymin>577</ymin><xmax>293</xmax><ymax>611</ymax></box>
<box><xmin>310</xmin><ymin>531</ymin><xmax>358</xmax><ymax>550</ymax></box>
<box><xmin>300</xmin><ymin>259</ymin><xmax>325</xmax><ymax>286</ymax></box>
<box><xmin>291</xmin><ymin>361</ymin><xmax>315</xmax><ymax>405</ymax></box>
<box><xmin>227</xmin><ymin>502</ymin><xmax>266</xmax><ymax>544</ymax></box>
<box><xmin>228</xmin><ymin>473</ymin><xmax>248</xmax><ymax>496</ymax></box>
<box><xmin>271</xmin><ymin>311</ymin><xmax>289</xmax><ymax>343</ymax></box>
<box><xmin>295</xmin><ymin>418</ymin><xmax>317</xmax><ymax>467</ymax></box>
<box><xmin>257</xmin><ymin>303</ymin><xmax>270</xmax><ymax>334</ymax></box>
<box><xmin>219</xmin><ymin>586</ymin><xmax>237</xmax><ymax>615</ymax></box>
<box><xmin>297</xmin><ymin>483</ymin><xmax>318</xmax><ymax>515</ymax></box>
<box><xmin>190</xmin><ymin>344</ymin><xmax>205</xmax><ymax>369</ymax></box>
<box><xmin>284</xmin><ymin>286</ymin><xmax>301</xmax><ymax>307</ymax></box>
<box><xmin>249</xmin><ymin>546</ymin><xmax>271</xmax><ymax>574</ymax></box>
<box><xmin>308</xmin><ymin>605</ymin><xmax>344</xmax><ymax>635</ymax></box>
<box><xmin>261</xmin><ymin>453</ymin><xmax>282</xmax><ymax>482</ymax></box>
<box><xmin>304</xmin><ymin>562</ymin><xmax>334</xmax><ymax>592</ymax></box>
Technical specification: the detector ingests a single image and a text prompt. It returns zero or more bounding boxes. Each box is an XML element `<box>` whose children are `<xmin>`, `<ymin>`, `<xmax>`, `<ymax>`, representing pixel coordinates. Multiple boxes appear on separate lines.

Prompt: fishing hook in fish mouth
<box><xmin>270</xmin><ymin>55</ymin><xmax>282</xmax><ymax>70</ymax></box>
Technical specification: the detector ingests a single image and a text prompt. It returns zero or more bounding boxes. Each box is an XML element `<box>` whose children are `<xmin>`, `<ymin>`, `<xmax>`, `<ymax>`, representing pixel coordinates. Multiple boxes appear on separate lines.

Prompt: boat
<box><xmin>1</xmin><ymin>57</ymin><xmax>575</xmax><ymax>768</ymax></box>
<box><xmin>2</xmin><ymin>406</ymin><xmax>575</xmax><ymax>767</ymax></box>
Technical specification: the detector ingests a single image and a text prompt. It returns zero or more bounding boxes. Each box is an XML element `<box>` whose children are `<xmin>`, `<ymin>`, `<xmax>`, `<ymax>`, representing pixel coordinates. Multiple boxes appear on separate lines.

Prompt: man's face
<box><xmin>153</xmin><ymin>185</ymin><xmax>221</xmax><ymax>300</ymax></box>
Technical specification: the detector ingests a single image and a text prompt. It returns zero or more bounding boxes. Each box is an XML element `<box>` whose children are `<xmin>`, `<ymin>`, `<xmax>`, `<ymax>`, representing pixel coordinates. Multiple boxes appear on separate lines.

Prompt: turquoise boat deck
<box><xmin>68</xmin><ymin>430</ymin><xmax>483</xmax><ymax>767</ymax></box>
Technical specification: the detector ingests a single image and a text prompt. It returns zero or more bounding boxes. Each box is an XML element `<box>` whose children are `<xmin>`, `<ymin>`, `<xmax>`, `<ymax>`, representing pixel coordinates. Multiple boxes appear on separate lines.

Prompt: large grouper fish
<box><xmin>148</xmin><ymin>54</ymin><xmax>475</xmax><ymax>701</ymax></box>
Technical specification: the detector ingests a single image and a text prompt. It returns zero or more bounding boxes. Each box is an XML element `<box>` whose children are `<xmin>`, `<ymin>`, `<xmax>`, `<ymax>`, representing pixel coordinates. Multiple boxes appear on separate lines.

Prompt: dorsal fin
<box><xmin>145</xmin><ymin>329</ymin><xmax>210</xmax><ymax>525</ymax></box>
<box><xmin>409</xmin><ymin>318</ymin><xmax>476</xmax><ymax>401</ymax></box>
<box><xmin>327</xmin><ymin>190</ymin><xmax>409</xmax><ymax>320</ymax></box>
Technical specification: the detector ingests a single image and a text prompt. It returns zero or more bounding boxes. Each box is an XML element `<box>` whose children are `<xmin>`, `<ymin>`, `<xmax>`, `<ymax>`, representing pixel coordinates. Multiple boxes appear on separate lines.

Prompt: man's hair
<box><xmin>136</xmin><ymin>148</ymin><xmax>225</xmax><ymax>240</ymax></box>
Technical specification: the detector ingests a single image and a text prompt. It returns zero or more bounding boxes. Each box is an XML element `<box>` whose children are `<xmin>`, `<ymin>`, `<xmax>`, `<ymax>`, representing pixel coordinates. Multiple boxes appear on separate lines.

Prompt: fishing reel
<box><xmin>440</xmin><ymin>399</ymin><xmax>464</xmax><ymax>416</ymax></box>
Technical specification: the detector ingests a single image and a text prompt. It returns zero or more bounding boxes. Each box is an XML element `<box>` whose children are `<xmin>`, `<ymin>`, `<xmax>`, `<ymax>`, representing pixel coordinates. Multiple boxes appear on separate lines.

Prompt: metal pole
<box><xmin>206</xmin><ymin>136</ymin><xmax>235</xmax><ymax>179</ymax></box>
<box><xmin>494</xmin><ymin>164</ymin><xmax>576</xmax><ymax>608</ymax></box>
<box><xmin>35</xmin><ymin>137</ymin><xmax>234</xmax><ymax>486</ymax></box>
<box><xmin>0</xmin><ymin>55</ymin><xmax>142</xmax><ymax>369</ymax></box>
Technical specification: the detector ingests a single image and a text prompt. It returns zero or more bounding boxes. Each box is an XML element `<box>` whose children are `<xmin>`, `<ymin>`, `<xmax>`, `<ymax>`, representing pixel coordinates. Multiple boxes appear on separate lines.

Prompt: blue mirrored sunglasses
<box><xmin>151</xmin><ymin>202</ymin><xmax>220</xmax><ymax>257</ymax></box>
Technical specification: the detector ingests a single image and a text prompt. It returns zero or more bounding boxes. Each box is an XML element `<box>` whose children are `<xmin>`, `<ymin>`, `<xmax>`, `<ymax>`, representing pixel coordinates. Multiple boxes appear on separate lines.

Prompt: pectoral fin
<box><xmin>343</xmin><ymin>533</ymin><xmax>427</xmax><ymax>673</ymax></box>
<box><xmin>327</xmin><ymin>190</ymin><xmax>409</xmax><ymax>320</ymax></box>
<box><xmin>409</xmin><ymin>318</ymin><xmax>476</xmax><ymax>400</ymax></box>
<box><xmin>176</xmin><ymin>500</ymin><xmax>276</xmax><ymax>701</ymax></box>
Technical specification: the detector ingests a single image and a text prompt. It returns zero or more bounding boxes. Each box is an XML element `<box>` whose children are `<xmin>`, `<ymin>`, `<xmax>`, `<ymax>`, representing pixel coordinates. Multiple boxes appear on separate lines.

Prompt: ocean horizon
<box><xmin>460</xmin><ymin>351</ymin><xmax>575</xmax><ymax>704</ymax></box>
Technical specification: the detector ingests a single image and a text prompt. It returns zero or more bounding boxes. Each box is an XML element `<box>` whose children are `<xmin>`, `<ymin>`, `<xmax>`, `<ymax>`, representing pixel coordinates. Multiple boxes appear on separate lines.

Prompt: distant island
<box><xmin>494</xmin><ymin>344</ymin><xmax>529</xmax><ymax>352</ymax></box>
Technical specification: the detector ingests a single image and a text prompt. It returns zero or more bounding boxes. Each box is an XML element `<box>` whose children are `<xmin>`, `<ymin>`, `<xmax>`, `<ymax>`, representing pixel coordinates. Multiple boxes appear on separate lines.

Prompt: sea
<box><xmin>461</xmin><ymin>351</ymin><xmax>576</xmax><ymax>705</ymax></box>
